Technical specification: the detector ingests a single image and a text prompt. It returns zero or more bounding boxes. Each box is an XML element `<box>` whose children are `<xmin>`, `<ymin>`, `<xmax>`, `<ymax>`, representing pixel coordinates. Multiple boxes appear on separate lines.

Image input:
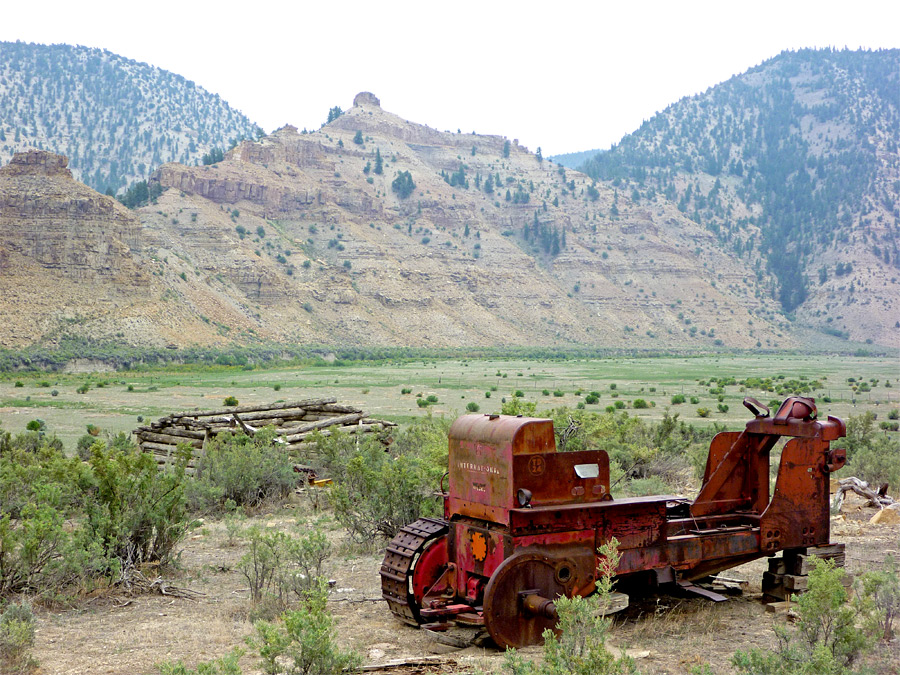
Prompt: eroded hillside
<box><xmin>136</xmin><ymin>92</ymin><xmax>790</xmax><ymax>349</ymax></box>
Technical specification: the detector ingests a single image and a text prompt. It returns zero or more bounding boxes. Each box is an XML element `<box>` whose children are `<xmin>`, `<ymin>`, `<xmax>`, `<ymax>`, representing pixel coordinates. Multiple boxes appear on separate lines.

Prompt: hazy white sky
<box><xmin>4</xmin><ymin>1</ymin><xmax>897</xmax><ymax>155</ymax></box>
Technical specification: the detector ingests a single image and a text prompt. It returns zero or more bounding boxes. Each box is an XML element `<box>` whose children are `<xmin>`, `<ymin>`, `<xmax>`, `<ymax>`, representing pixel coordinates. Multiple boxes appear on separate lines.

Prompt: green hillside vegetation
<box><xmin>0</xmin><ymin>41</ymin><xmax>263</xmax><ymax>193</ymax></box>
<box><xmin>549</xmin><ymin>148</ymin><xmax>605</xmax><ymax>169</ymax></box>
<box><xmin>580</xmin><ymin>48</ymin><xmax>899</xmax><ymax>313</ymax></box>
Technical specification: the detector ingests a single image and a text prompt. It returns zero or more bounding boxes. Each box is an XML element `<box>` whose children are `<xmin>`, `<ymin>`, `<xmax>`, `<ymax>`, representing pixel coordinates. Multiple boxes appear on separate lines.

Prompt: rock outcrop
<box><xmin>353</xmin><ymin>91</ymin><xmax>380</xmax><ymax>107</ymax></box>
<box><xmin>0</xmin><ymin>151</ymin><xmax>143</xmax><ymax>280</ymax></box>
<box><xmin>140</xmin><ymin>94</ymin><xmax>792</xmax><ymax>350</ymax></box>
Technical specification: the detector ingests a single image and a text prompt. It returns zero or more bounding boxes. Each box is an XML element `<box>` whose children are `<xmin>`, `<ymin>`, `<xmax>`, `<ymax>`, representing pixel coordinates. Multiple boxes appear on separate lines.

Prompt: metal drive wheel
<box><xmin>483</xmin><ymin>552</ymin><xmax>572</xmax><ymax>649</ymax></box>
<box><xmin>380</xmin><ymin>518</ymin><xmax>449</xmax><ymax>625</ymax></box>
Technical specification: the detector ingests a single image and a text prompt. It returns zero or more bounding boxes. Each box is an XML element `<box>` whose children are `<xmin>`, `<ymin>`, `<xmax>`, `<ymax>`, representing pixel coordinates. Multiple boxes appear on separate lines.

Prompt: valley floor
<box><xmin>30</xmin><ymin>493</ymin><xmax>900</xmax><ymax>675</ymax></box>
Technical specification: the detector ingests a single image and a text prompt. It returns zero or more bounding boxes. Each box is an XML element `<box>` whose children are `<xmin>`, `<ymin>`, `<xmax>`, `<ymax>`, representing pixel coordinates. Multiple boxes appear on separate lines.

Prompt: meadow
<box><xmin>0</xmin><ymin>352</ymin><xmax>896</xmax><ymax>449</ymax></box>
<box><xmin>2</xmin><ymin>351</ymin><xmax>898</xmax><ymax>674</ymax></box>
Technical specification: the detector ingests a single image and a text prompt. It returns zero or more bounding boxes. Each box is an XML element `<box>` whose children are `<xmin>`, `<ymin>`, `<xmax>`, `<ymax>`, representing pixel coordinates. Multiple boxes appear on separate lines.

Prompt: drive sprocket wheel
<box><xmin>380</xmin><ymin>518</ymin><xmax>449</xmax><ymax>625</ymax></box>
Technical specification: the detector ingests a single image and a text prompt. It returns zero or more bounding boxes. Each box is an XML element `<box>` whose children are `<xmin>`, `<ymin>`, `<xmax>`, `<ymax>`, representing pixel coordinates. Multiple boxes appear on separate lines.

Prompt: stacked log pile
<box><xmin>135</xmin><ymin>397</ymin><xmax>396</xmax><ymax>473</ymax></box>
<box><xmin>762</xmin><ymin>543</ymin><xmax>848</xmax><ymax>605</ymax></box>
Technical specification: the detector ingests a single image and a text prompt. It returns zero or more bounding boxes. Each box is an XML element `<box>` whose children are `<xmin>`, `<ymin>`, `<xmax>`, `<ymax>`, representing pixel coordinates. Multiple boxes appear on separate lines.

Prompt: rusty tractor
<box><xmin>380</xmin><ymin>396</ymin><xmax>847</xmax><ymax>648</ymax></box>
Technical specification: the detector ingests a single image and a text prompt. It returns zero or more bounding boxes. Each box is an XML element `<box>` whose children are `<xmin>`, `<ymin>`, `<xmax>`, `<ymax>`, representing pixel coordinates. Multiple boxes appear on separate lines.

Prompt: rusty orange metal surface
<box><xmin>383</xmin><ymin>397</ymin><xmax>847</xmax><ymax>649</ymax></box>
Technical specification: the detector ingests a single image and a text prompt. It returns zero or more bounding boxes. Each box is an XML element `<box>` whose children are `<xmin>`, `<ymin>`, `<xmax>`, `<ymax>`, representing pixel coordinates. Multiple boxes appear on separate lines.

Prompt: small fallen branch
<box><xmin>117</xmin><ymin>567</ymin><xmax>205</xmax><ymax>601</ymax></box>
<box><xmin>832</xmin><ymin>477</ymin><xmax>895</xmax><ymax>513</ymax></box>
<box><xmin>359</xmin><ymin>656</ymin><xmax>455</xmax><ymax>672</ymax></box>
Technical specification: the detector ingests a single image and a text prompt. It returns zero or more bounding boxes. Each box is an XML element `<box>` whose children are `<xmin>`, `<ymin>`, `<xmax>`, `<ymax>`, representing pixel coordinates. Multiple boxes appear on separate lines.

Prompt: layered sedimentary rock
<box><xmin>0</xmin><ymin>151</ymin><xmax>143</xmax><ymax>281</ymax></box>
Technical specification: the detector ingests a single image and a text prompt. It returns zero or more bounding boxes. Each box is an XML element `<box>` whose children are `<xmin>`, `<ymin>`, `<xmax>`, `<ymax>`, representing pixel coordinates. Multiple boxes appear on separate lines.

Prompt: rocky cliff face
<box><xmin>0</xmin><ymin>151</ymin><xmax>143</xmax><ymax>281</ymax></box>
<box><xmin>141</xmin><ymin>94</ymin><xmax>793</xmax><ymax>350</ymax></box>
<box><xmin>0</xmin><ymin>150</ymin><xmax>271</xmax><ymax>348</ymax></box>
<box><xmin>1</xmin><ymin>95</ymin><xmax>840</xmax><ymax>351</ymax></box>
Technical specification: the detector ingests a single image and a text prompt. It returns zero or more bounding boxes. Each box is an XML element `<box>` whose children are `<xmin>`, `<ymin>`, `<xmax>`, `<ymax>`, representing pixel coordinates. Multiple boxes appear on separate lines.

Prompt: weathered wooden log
<box><xmin>169</xmin><ymin>398</ymin><xmax>337</xmax><ymax>419</ymax></box>
<box><xmin>300</xmin><ymin>413</ymin><xmax>341</xmax><ymax>421</ymax></box>
<box><xmin>279</xmin><ymin>413</ymin><xmax>366</xmax><ymax>442</ymax></box>
<box><xmin>139</xmin><ymin>440</ymin><xmax>196</xmax><ymax>455</ymax></box>
<box><xmin>157</xmin><ymin>427</ymin><xmax>207</xmax><ymax>440</ymax></box>
<box><xmin>209</xmin><ymin>409</ymin><xmax>315</xmax><ymax>423</ymax></box>
<box><xmin>137</xmin><ymin>431</ymin><xmax>203</xmax><ymax>448</ymax></box>
<box><xmin>232</xmin><ymin>413</ymin><xmax>257</xmax><ymax>436</ymax></box>
<box><xmin>318</xmin><ymin>403</ymin><xmax>366</xmax><ymax>414</ymax></box>
<box><xmin>281</xmin><ymin>423</ymin><xmax>385</xmax><ymax>444</ymax></box>
<box><xmin>363</xmin><ymin>418</ymin><xmax>396</xmax><ymax>427</ymax></box>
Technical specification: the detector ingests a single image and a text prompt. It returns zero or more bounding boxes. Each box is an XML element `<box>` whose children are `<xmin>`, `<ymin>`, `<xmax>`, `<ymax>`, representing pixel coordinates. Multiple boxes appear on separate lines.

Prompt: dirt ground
<box><xmin>30</xmin><ymin>493</ymin><xmax>899</xmax><ymax>675</ymax></box>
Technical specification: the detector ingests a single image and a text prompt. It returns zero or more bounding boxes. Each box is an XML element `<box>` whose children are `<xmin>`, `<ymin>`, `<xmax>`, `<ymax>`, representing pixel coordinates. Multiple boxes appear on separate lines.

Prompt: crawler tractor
<box><xmin>380</xmin><ymin>396</ymin><xmax>847</xmax><ymax>648</ymax></box>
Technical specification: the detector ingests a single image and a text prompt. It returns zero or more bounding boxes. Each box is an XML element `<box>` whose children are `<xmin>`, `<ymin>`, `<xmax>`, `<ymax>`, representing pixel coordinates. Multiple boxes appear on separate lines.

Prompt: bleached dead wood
<box><xmin>137</xmin><ymin>399</ymin><xmax>393</xmax><ymax>472</ymax></box>
<box><xmin>169</xmin><ymin>398</ymin><xmax>337</xmax><ymax>419</ymax></box>
<box><xmin>358</xmin><ymin>656</ymin><xmax>454</xmax><ymax>672</ymax></box>
<box><xmin>832</xmin><ymin>477</ymin><xmax>895</xmax><ymax>512</ymax></box>
<box><xmin>278</xmin><ymin>412</ymin><xmax>367</xmax><ymax>442</ymax></box>
<box><xmin>118</xmin><ymin>568</ymin><xmax>205</xmax><ymax>600</ymax></box>
<box><xmin>232</xmin><ymin>413</ymin><xmax>258</xmax><ymax>436</ymax></box>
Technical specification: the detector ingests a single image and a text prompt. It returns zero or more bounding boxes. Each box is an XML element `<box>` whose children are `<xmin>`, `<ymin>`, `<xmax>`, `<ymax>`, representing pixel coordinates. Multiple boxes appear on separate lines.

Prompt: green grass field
<box><xmin>1</xmin><ymin>353</ymin><xmax>896</xmax><ymax>450</ymax></box>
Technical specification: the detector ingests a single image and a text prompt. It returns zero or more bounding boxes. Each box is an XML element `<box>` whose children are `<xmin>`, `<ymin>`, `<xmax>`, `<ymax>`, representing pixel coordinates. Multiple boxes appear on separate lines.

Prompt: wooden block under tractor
<box><xmin>793</xmin><ymin>553</ymin><xmax>846</xmax><ymax>575</ymax></box>
<box><xmin>762</xmin><ymin>572</ymin><xmax>786</xmax><ymax>600</ymax></box>
<box><xmin>784</xmin><ymin>575</ymin><xmax>808</xmax><ymax>592</ymax></box>
<box><xmin>768</xmin><ymin>557</ymin><xmax>787</xmax><ymax>575</ymax></box>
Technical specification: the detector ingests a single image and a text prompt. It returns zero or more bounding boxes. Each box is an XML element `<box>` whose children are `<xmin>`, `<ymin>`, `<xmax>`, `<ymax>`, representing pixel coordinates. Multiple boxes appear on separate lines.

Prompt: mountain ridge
<box><xmin>0</xmin><ymin>47</ymin><xmax>894</xmax><ymax>352</ymax></box>
<box><xmin>0</xmin><ymin>41</ymin><xmax>262</xmax><ymax>194</ymax></box>
<box><xmin>579</xmin><ymin>48</ymin><xmax>899</xmax><ymax>346</ymax></box>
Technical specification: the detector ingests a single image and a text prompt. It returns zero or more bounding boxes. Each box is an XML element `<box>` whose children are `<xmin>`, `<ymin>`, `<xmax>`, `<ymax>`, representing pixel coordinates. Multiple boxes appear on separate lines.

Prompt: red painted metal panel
<box><xmin>452</xmin><ymin>521</ymin><xmax>510</xmax><ymax>591</ymax></box>
<box><xmin>745</xmin><ymin>415</ymin><xmax>845</xmax><ymax>440</ymax></box>
<box><xmin>447</xmin><ymin>415</ymin><xmax>556</xmax><ymax>525</ymax></box>
<box><xmin>512</xmin><ymin>449</ymin><xmax>610</xmax><ymax>506</ymax></box>
<box><xmin>692</xmin><ymin>431</ymin><xmax>778</xmax><ymax>517</ymax></box>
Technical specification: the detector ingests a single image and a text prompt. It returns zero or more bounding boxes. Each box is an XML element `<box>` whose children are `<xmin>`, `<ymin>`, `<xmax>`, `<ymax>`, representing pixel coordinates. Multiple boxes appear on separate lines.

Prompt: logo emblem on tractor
<box><xmin>471</xmin><ymin>531</ymin><xmax>488</xmax><ymax>562</ymax></box>
<box><xmin>528</xmin><ymin>455</ymin><xmax>546</xmax><ymax>476</ymax></box>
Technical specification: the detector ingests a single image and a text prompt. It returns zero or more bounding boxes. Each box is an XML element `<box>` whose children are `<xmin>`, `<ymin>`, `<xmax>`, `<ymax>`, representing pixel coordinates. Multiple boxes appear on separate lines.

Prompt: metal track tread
<box><xmin>380</xmin><ymin>517</ymin><xmax>449</xmax><ymax>626</ymax></box>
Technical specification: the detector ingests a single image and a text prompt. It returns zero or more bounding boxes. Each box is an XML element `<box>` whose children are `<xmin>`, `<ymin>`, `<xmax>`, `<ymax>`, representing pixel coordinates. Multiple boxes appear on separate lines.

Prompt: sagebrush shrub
<box><xmin>329</xmin><ymin>447</ymin><xmax>438</xmax><ymax>542</ymax></box>
<box><xmin>857</xmin><ymin>555</ymin><xmax>899</xmax><ymax>641</ymax></box>
<box><xmin>238</xmin><ymin>522</ymin><xmax>331</xmax><ymax>612</ymax></box>
<box><xmin>157</xmin><ymin>649</ymin><xmax>244</xmax><ymax>675</ymax></box>
<box><xmin>192</xmin><ymin>428</ymin><xmax>296</xmax><ymax>509</ymax></box>
<box><xmin>0</xmin><ymin>601</ymin><xmax>37</xmax><ymax>673</ymax></box>
<box><xmin>86</xmin><ymin>440</ymin><xmax>191</xmax><ymax>569</ymax></box>
<box><xmin>316</xmin><ymin>421</ymin><xmax>445</xmax><ymax>543</ymax></box>
<box><xmin>0</xmin><ymin>431</ymin><xmax>192</xmax><ymax>599</ymax></box>
<box><xmin>732</xmin><ymin>558</ymin><xmax>876</xmax><ymax>674</ymax></box>
<box><xmin>249</xmin><ymin>579</ymin><xmax>361</xmax><ymax>675</ymax></box>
